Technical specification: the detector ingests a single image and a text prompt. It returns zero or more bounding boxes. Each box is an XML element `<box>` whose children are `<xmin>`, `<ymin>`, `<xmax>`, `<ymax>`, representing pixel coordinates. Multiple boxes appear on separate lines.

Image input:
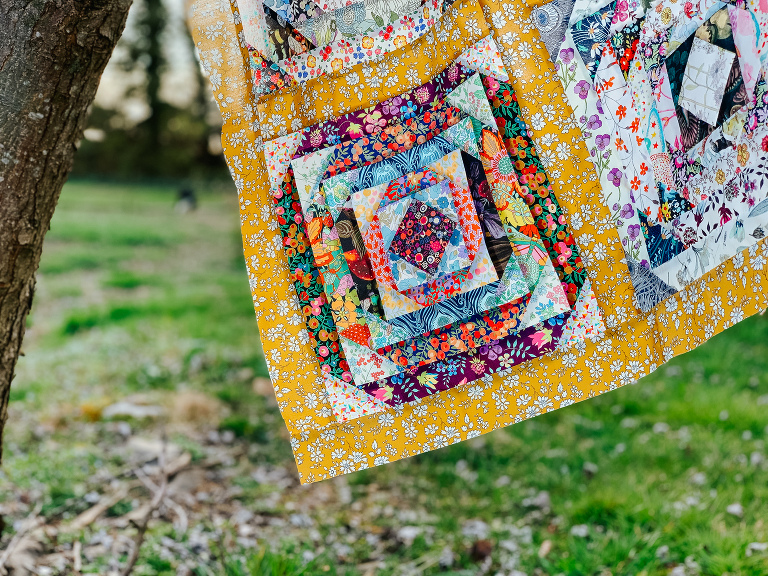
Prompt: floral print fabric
<box><xmin>256</xmin><ymin>0</ymin><xmax>493</xmax><ymax>140</ymax></box>
<box><xmin>349</xmin><ymin>146</ymin><xmax>502</xmax><ymax>320</ymax></box>
<box><xmin>359</xmin><ymin>317</ymin><xmax>568</xmax><ymax>406</ymax></box>
<box><xmin>295</xmin><ymin>0</ymin><xmax>423</xmax><ymax>46</ymax></box>
<box><xmin>387</xmin><ymin>196</ymin><xmax>462</xmax><ymax>278</ymax></box>
<box><xmin>308</xmin><ymin>122</ymin><xmax>508</xmax><ymax>339</ymax></box>
<box><xmin>293</xmin><ymin>62</ymin><xmax>472</xmax><ymax>157</ymax></box>
<box><xmin>188</xmin><ymin>0</ymin><xmax>768</xmax><ymax>487</ymax></box>
<box><xmin>482</xmin><ymin>76</ymin><xmax>587</xmax><ymax>306</ymax></box>
<box><xmin>570</xmin><ymin>0</ymin><xmax>614</xmax><ymax>79</ymax></box>
<box><xmin>554</xmin><ymin>0</ymin><xmax>768</xmax><ymax>309</ymax></box>
<box><xmin>256</xmin><ymin>0</ymin><xmax>599</xmax><ymax>417</ymax></box>
<box><xmin>278</xmin><ymin>0</ymin><xmax>445</xmax><ymax>84</ymax></box>
<box><xmin>677</xmin><ymin>37</ymin><xmax>736</xmax><ymax>127</ymax></box>
<box><xmin>272</xmin><ymin>168</ymin><xmax>353</xmax><ymax>382</ymax></box>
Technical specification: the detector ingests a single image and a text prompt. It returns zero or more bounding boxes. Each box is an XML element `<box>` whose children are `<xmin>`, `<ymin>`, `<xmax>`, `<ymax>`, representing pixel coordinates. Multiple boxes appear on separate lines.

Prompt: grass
<box><xmin>2</xmin><ymin>180</ymin><xmax>767</xmax><ymax>575</ymax></box>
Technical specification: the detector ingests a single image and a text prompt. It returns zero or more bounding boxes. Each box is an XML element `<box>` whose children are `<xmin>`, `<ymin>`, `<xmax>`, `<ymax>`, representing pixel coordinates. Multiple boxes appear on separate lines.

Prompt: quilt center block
<box><xmin>387</xmin><ymin>198</ymin><xmax>459</xmax><ymax>276</ymax></box>
<box><xmin>378</xmin><ymin>178</ymin><xmax>473</xmax><ymax>293</ymax></box>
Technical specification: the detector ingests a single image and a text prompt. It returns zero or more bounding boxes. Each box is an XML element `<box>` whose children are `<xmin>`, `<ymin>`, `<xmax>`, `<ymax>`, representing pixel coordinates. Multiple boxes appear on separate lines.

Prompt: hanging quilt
<box><xmin>190</xmin><ymin>0</ymin><xmax>768</xmax><ymax>483</ymax></box>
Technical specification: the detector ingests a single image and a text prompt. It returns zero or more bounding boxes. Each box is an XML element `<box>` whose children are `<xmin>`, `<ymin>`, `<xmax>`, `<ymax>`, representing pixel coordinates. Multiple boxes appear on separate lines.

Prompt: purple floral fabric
<box><xmin>359</xmin><ymin>315</ymin><xmax>569</xmax><ymax>406</ymax></box>
<box><xmin>293</xmin><ymin>62</ymin><xmax>472</xmax><ymax>157</ymax></box>
<box><xmin>389</xmin><ymin>200</ymin><xmax>457</xmax><ymax>276</ymax></box>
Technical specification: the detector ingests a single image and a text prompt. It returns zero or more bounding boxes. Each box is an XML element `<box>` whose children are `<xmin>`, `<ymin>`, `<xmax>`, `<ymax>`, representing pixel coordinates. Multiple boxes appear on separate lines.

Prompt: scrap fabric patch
<box><xmin>191</xmin><ymin>0</ymin><xmax>768</xmax><ymax>483</ymax></box>
<box><xmin>543</xmin><ymin>0</ymin><xmax>768</xmax><ymax>309</ymax></box>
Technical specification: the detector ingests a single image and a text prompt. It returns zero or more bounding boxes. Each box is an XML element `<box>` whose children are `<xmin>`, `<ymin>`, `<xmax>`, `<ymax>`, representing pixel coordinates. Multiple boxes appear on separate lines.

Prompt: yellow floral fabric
<box><xmin>190</xmin><ymin>0</ymin><xmax>768</xmax><ymax>483</ymax></box>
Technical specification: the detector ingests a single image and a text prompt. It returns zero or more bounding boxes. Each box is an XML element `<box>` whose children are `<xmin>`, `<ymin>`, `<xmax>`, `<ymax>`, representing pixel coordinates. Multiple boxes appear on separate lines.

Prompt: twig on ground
<box><xmin>120</xmin><ymin>439</ymin><xmax>170</xmax><ymax>576</ymax></box>
<box><xmin>0</xmin><ymin>503</ymin><xmax>44</xmax><ymax>575</ymax></box>
<box><xmin>73</xmin><ymin>540</ymin><xmax>82</xmax><ymax>574</ymax></box>
<box><xmin>165</xmin><ymin>497</ymin><xmax>189</xmax><ymax>535</ymax></box>
<box><xmin>134</xmin><ymin>466</ymin><xmax>189</xmax><ymax>535</ymax></box>
<box><xmin>71</xmin><ymin>450</ymin><xmax>192</xmax><ymax>532</ymax></box>
<box><xmin>71</xmin><ymin>486</ymin><xmax>132</xmax><ymax>531</ymax></box>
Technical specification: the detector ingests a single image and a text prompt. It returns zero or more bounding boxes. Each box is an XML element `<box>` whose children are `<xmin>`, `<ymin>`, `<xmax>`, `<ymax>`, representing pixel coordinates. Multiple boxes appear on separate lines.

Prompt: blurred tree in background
<box><xmin>71</xmin><ymin>0</ymin><xmax>228</xmax><ymax>180</ymax></box>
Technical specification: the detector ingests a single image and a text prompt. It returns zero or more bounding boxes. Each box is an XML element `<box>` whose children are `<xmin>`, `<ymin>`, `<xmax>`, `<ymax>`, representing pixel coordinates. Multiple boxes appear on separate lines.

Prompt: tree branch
<box><xmin>120</xmin><ymin>442</ymin><xmax>170</xmax><ymax>576</ymax></box>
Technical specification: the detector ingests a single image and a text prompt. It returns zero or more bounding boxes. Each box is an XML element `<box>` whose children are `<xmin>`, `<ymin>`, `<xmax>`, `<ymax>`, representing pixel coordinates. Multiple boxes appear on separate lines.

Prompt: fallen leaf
<box><xmin>538</xmin><ymin>539</ymin><xmax>552</xmax><ymax>558</ymax></box>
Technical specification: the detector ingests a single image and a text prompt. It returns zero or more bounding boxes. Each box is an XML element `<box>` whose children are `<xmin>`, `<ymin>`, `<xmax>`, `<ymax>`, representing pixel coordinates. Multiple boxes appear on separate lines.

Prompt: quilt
<box><xmin>541</xmin><ymin>0</ymin><xmax>768</xmax><ymax>308</ymax></box>
<box><xmin>190</xmin><ymin>0</ymin><xmax>768</xmax><ymax>483</ymax></box>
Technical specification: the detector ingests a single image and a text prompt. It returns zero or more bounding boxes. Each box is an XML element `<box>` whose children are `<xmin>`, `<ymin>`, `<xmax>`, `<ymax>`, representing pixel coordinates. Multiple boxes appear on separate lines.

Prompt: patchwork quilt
<box><xmin>190</xmin><ymin>0</ymin><xmax>768</xmax><ymax>483</ymax></box>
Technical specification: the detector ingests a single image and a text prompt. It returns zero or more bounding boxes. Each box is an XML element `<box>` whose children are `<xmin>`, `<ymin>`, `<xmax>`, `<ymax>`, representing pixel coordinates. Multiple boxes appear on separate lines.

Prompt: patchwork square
<box><xmin>370</xmin><ymin>187</ymin><xmax>492</xmax><ymax>317</ymax></box>
<box><xmin>555</xmin><ymin>0</ymin><xmax>768</xmax><ymax>306</ymax></box>
<box><xmin>678</xmin><ymin>37</ymin><xmax>736</xmax><ymax>126</ymax></box>
<box><xmin>380</xmin><ymin>181</ymin><xmax>472</xmax><ymax>292</ymax></box>
<box><xmin>354</xmin><ymin>163</ymin><xmax>495</xmax><ymax>314</ymax></box>
<box><xmin>262</xmin><ymin>61</ymin><xmax>595</xmax><ymax>415</ymax></box>
<box><xmin>387</xmin><ymin>198</ymin><xmax>459</xmax><ymax>277</ymax></box>
<box><xmin>317</xmin><ymin>119</ymin><xmax>506</xmax><ymax>328</ymax></box>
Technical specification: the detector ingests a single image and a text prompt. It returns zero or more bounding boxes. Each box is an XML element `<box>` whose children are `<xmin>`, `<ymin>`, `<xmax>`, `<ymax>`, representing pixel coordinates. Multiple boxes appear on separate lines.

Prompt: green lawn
<box><xmin>1</xmin><ymin>181</ymin><xmax>767</xmax><ymax>575</ymax></box>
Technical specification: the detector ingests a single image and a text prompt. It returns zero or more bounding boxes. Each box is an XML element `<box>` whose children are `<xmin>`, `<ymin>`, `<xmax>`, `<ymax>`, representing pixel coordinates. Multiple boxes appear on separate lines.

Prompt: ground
<box><xmin>0</xmin><ymin>181</ymin><xmax>767</xmax><ymax>576</ymax></box>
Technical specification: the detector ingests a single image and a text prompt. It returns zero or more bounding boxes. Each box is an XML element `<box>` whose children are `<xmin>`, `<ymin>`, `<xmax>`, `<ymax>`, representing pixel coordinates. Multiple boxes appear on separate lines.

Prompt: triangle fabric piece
<box><xmin>389</xmin><ymin>251</ymin><xmax>432</xmax><ymax>291</ymax></box>
<box><xmin>436</xmin><ymin>227</ymin><xmax>470</xmax><ymax>276</ymax></box>
<box><xmin>324</xmin><ymin>175</ymin><xmax>357</xmax><ymax>222</ymax></box>
<box><xmin>378</xmin><ymin>196</ymin><xmax>412</xmax><ymax>249</ymax></box>
<box><xmin>557</xmin><ymin>279</ymin><xmax>606</xmax><ymax>350</ymax></box>
<box><xmin>437</xmin><ymin>117</ymin><xmax>482</xmax><ymax>158</ymax></box>
<box><xmin>291</xmin><ymin>145</ymin><xmax>337</xmax><ymax>219</ymax></box>
<box><xmin>446</xmin><ymin>73</ymin><xmax>499</xmax><ymax>131</ymax></box>
<box><xmin>339</xmin><ymin>323</ymin><xmax>372</xmax><ymax>347</ymax></box>
<box><xmin>570</xmin><ymin>1</ymin><xmax>615</xmax><ymax>80</ymax></box>
<box><xmin>324</xmin><ymin>375</ymin><xmax>388</xmax><ymax>422</ymax></box>
<box><xmin>495</xmin><ymin>251</ymin><xmax>530</xmax><ymax>305</ymax></box>
<box><xmin>519</xmin><ymin>255</ymin><xmax>570</xmax><ymax>328</ymax></box>
<box><xmin>507</xmin><ymin>229</ymin><xmax>545</xmax><ymax>290</ymax></box>
<box><xmin>626</xmin><ymin>256</ymin><xmax>677</xmax><ymax>313</ymax></box>
<box><xmin>455</xmin><ymin>36</ymin><xmax>510</xmax><ymax>81</ymax></box>
<box><xmin>340</xmin><ymin>336</ymin><xmax>401</xmax><ymax>382</ymax></box>
<box><xmin>531</xmin><ymin>0</ymin><xmax>577</xmax><ymax>63</ymax></box>
<box><xmin>263</xmin><ymin>130</ymin><xmax>304</xmax><ymax>189</ymax></box>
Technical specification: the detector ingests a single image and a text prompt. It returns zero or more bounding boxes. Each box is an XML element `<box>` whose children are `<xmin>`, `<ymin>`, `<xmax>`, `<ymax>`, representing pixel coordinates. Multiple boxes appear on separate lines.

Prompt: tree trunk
<box><xmin>0</xmin><ymin>0</ymin><xmax>132</xmax><ymax>460</ymax></box>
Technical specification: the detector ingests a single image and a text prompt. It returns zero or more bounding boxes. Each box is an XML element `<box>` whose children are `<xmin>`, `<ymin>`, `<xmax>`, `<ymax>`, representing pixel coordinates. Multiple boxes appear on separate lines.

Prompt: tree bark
<box><xmin>0</xmin><ymin>0</ymin><xmax>132</xmax><ymax>460</ymax></box>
